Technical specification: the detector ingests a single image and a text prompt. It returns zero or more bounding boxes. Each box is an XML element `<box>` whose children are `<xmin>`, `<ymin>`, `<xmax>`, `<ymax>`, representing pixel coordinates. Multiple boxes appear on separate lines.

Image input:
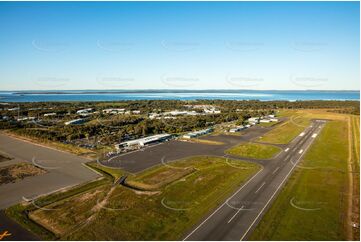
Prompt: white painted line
<box><xmin>272</xmin><ymin>167</ymin><xmax>280</xmax><ymax>174</ymax></box>
<box><xmin>298</xmin><ymin>149</ymin><xmax>303</xmax><ymax>154</ymax></box>
<box><xmin>183</xmin><ymin>167</ymin><xmax>264</xmax><ymax>240</ymax></box>
<box><xmin>240</xmin><ymin>125</ymin><xmax>321</xmax><ymax>241</ymax></box>
<box><xmin>255</xmin><ymin>182</ymin><xmax>266</xmax><ymax>194</ymax></box>
<box><xmin>285</xmin><ymin>148</ymin><xmax>289</xmax><ymax>152</ymax></box>
<box><xmin>312</xmin><ymin>133</ymin><xmax>317</xmax><ymax>138</ymax></box>
<box><xmin>228</xmin><ymin>206</ymin><xmax>244</xmax><ymax>224</ymax></box>
<box><xmin>299</xmin><ymin>132</ymin><xmax>305</xmax><ymax>137</ymax></box>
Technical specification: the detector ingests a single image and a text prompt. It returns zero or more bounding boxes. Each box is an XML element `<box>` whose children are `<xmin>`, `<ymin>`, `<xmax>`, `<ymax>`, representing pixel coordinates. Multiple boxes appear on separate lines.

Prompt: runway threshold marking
<box><xmin>272</xmin><ymin>167</ymin><xmax>280</xmax><ymax>174</ymax></box>
<box><xmin>255</xmin><ymin>182</ymin><xmax>266</xmax><ymax>194</ymax></box>
<box><xmin>228</xmin><ymin>205</ymin><xmax>245</xmax><ymax>224</ymax></box>
<box><xmin>285</xmin><ymin>148</ymin><xmax>289</xmax><ymax>152</ymax></box>
<box><xmin>298</xmin><ymin>149</ymin><xmax>303</xmax><ymax>154</ymax></box>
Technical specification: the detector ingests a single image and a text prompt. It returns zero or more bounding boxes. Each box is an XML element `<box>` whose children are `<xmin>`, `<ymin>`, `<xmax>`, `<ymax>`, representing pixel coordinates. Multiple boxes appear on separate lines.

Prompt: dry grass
<box><xmin>0</xmin><ymin>163</ymin><xmax>46</xmax><ymax>185</ymax></box>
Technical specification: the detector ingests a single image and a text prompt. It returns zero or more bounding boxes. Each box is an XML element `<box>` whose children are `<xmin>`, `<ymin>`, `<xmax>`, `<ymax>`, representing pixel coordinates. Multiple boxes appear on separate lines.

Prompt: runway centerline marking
<box><xmin>228</xmin><ymin>206</ymin><xmax>244</xmax><ymax>224</ymax></box>
<box><xmin>272</xmin><ymin>167</ymin><xmax>280</xmax><ymax>174</ymax></box>
<box><xmin>299</xmin><ymin>149</ymin><xmax>303</xmax><ymax>154</ymax></box>
<box><xmin>285</xmin><ymin>148</ymin><xmax>289</xmax><ymax>152</ymax></box>
<box><xmin>255</xmin><ymin>182</ymin><xmax>266</xmax><ymax>194</ymax></box>
<box><xmin>240</xmin><ymin>123</ymin><xmax>321</xmax><ymax>241</ymax></box>
<box><xmin>183</xmin><ymin>167</ymin><xmax>264</xmax><ymax>241</ymax></box>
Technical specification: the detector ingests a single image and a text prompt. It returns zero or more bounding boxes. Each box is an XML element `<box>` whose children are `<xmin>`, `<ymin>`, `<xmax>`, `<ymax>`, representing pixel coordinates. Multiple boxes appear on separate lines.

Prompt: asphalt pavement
<box><xmin>183</xmin><ymin>120</ymin><xmax>326</xmax><ymax>241</ymax></box>
<box><xmin>0</xmin><ymin>133</ymin><xmax>100</xmax><ymax>209</ymax></box>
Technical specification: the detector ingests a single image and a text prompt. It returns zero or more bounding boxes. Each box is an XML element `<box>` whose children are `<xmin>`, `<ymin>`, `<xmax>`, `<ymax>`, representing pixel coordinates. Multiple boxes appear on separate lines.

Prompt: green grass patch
<box><xmin>87</xmin><ymin>162</ymin><xmax>124</xmax><ymax>180</ymax></box>
<box><xmin>23</xmin><ymin>156</ymin><xmax>260</xmax><ymax>240</ymax></box>
<box><xmin>127</xmin><ymin>165</ymin><xmax>195</xmax><ymax>190</ymax></box>
<box><xmin>250</xmin><ymin>119</ymin><xmax>349</xmax><ymax>240</ymax></box>
<box><xmin>258</xmin><ymin>117</ymin><xmax>310</xmax><ymax>144</ymax></box>
<box><xmin>226</xmin><ymin>142</ymin><xmax>281</xmax><ymax>159</ymax></box>
<box><xmin>5</xmin><ymin>167</ymin><xmax>110</xmax><ymax>240</ymax></box>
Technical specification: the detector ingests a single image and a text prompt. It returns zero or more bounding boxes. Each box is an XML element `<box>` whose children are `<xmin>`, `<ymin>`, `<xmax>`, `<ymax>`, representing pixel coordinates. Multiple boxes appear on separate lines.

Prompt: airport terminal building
<box><xmin>115</xmin><ymin>133</ymin><xmax>172</xmax><ymax>149</ymax></box>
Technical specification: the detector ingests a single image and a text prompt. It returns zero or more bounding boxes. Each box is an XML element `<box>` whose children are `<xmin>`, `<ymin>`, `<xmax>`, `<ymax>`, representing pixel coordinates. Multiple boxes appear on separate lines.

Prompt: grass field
<box><xmin>5</xmin><ymin>177</ymin><xmax>109</xmax><ymax>240</ymax></box>
<box><xmin>226</xmin><ymin>142</ymin><xmax>281</xmax><ymax>159</ymax></box>
<box><xmin>9</xmin><ymin>156</ymin><xmax>260</xmax><ymax>240</ymax></box>
<box><xmin>250</xmin><ymin>115</ymin><xmax>350</xmax><ymax>240</ymax></box>
<box><xmin>257</xmin><ymin>119</ymin><xmax>310</xmax><ymax>144</ymax></box>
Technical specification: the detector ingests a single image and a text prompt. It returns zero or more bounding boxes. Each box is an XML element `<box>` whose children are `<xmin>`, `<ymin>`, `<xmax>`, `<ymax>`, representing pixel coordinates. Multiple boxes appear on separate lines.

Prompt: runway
<box><xmin>183</xmin><ymin>120</ymin><xmax>326</xmax><ymax>241</ymax></box>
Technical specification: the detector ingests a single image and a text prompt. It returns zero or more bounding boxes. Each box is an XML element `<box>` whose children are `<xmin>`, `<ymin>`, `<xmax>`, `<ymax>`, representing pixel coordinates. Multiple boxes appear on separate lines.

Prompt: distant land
<box><xmin>0</xmin><ymin>90</ymin><xmax>359</xmax><ymax>102</ymax></box>
<box><xmin>5</xmin><ymin>89</ymin><xmax>361</xmax><ymax>95</ymax></box>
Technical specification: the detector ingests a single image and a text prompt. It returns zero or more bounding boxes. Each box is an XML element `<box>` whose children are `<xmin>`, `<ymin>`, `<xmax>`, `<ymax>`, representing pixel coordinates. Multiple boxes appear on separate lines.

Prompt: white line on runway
<box><xmin>285</xmin><ymin>148</ymin><xmax>289</xmax><ymax>152</ymax></box>
<box><xmin>299</xmin><ymin>132</ymin><xmax>305</xmax><ymax>137</ymax></box>
<box><xmin>298</xmin><ymin>149</ymin><xmax>303</xmax><ymax>154</ymax></box>
<box><xmin>183</xmin><ymin>167</ymin><xmax>264</xmax><ymax>240</ymax></box>
<box><xmin>272</xmin><ymin>167</ymin><xmax>280</xmax><ymax>174</ymax></box>
<box><xmin>240</xmin><ymin>124</ymin><xmax>321</xmax><ymax>241</ymax></box>
<box><xmin>255</xmin><ymin>182</ymin><xmax>266</xmax><ymax>194</ymax></box>
<box><xmin>312</xmin><ymin>133</ymin><xmax>317</xmax><ymax>138</ymax></box>
<box><xmin>227</xmin><ymin>206</ymin><xmax>244</xmax><ymax>224</ymax></box>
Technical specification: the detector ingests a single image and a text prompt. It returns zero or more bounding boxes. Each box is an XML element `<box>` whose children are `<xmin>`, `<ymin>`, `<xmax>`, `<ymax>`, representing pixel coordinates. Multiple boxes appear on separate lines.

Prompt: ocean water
<box><xmin>0</xmin><ymin>90</ymin><xmax>359</xmax><ymax>102</ymax></box>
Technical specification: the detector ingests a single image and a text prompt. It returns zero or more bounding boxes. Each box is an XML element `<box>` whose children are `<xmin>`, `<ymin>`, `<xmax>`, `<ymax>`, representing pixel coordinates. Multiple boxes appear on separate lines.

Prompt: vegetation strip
<box><xmin>7</xmin><ymin>156</ymin><xmax>260</xmax><ymax>240</ymax></box>
<box><xmin>250</xmin><ymin>113</ymin><xmax>350</xmax><ymax>240</ymax></box>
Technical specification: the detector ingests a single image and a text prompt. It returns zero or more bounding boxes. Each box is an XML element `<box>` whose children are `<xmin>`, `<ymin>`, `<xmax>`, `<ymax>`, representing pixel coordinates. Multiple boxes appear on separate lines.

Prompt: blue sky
<box><xmin>0</xmin><ymin>1</ymin><xmax>359</xmax><ymax>90</ymax></box>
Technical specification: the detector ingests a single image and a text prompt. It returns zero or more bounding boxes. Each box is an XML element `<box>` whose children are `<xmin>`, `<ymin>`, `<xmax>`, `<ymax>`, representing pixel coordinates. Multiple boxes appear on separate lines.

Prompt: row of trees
<box><xmin>1</xmin><ymin>99</ymin><xmax>359</xmax><ymax>150</ymax></box>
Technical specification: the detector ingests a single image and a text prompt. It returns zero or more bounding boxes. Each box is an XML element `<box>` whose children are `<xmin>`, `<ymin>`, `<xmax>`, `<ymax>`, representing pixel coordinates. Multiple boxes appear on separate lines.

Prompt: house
<box><xmin>44</xmin><ymin>112</ymin><xmax>56</xmax><ymax>117</ymax></box>
<box><xmin>17</xmin><ymin>117</ymin><xmax>35</xmax><ymax>121</ymax></box>
<box><xmin>103</xmin><ymin>108</ymin><xmax>125</xmax><ymax>114</ymax></box>
<box><xmin>65</xmin><ymin>118</ymin><xmax>85</xmax><ymax>125</ymax></box>
<box><xmin>248</xmin><ymin>117</ymin><xmax>260</xmax><ymax>124</ymax></box>
<box><xmin>149</xmin><ymin>113</ymin><xmax>160</xmax><ymax>119</ymax></box>
<box><xmin>204</xmin><ymin>108</ymin><xmax>221</xmax><ymax>114</ymax></box>
<box><xmin>76</xmin><ymin>108</ymin><xmax>93</xmax><ymax>114</ymax></box>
